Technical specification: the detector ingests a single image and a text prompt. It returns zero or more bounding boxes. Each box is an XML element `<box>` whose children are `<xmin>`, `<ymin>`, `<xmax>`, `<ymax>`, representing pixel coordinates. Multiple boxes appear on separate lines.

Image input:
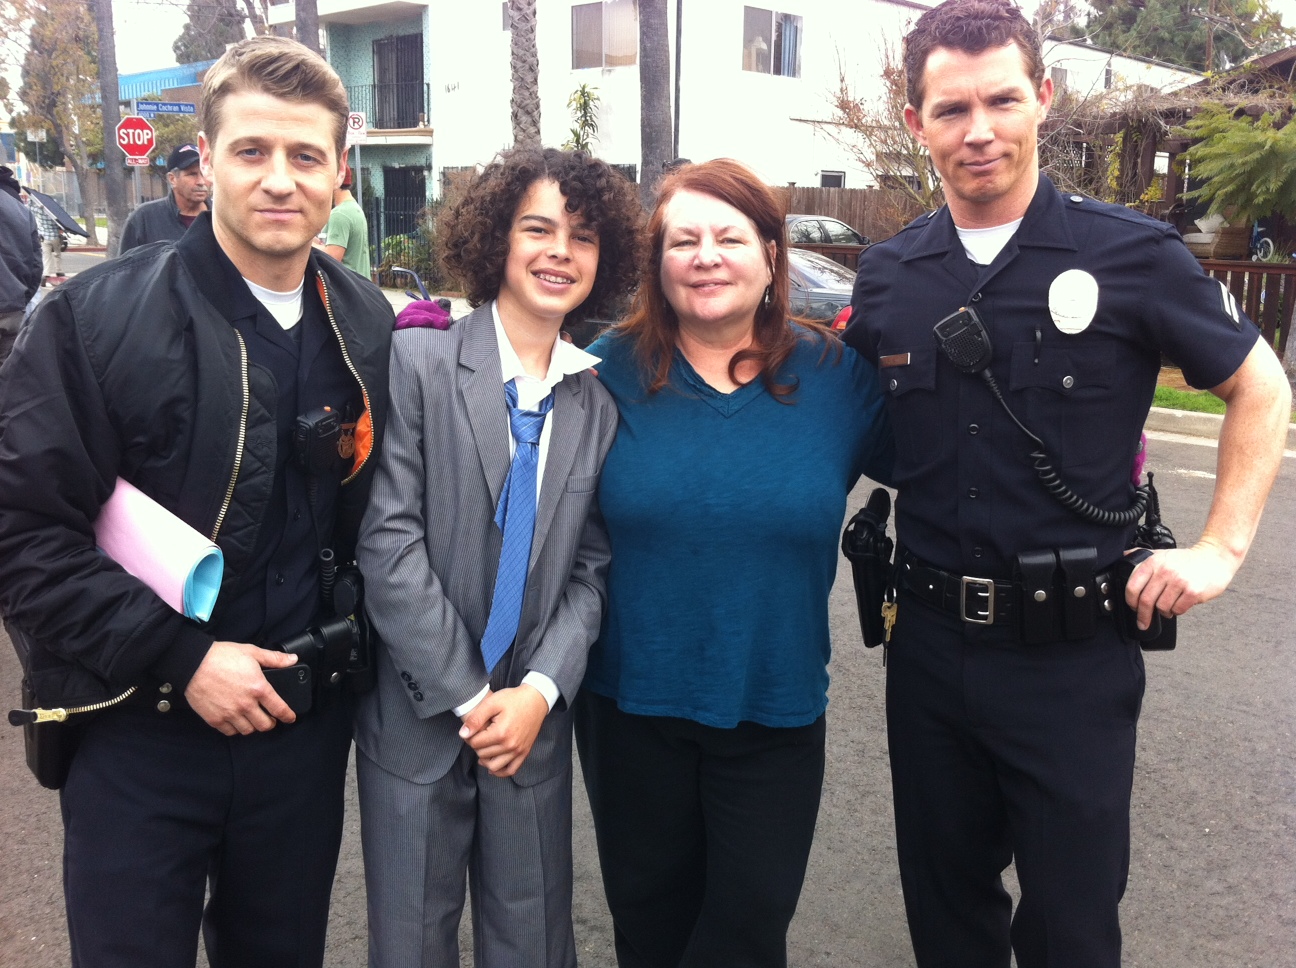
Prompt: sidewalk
<box><xmin>1151</xmin><ymin>367</ymin><xmax>1296</xmax><ymax>449</ymax></box>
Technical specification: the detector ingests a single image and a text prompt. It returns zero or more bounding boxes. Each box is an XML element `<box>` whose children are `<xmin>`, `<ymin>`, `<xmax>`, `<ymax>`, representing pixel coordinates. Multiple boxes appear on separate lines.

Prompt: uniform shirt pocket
<box><xmin>880</xmin><ymin>347</ymin><xmax>946</xmax><ymax>474</ymax></box>
<box><xmin>1009</xmin><ymin>342</ymin><xmax>1114</xmax><ymax>468</ymax></box>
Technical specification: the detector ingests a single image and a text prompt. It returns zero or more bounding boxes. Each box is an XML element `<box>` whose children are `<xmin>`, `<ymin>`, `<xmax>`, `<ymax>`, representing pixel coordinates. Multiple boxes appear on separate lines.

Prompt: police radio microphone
<box><xmin>932</xmin><ymin>305</ymin><xmax>1148</xmax><ymax>528</ymax></box>
<box><xmin>933</xmin><ymin>307</ymin><xmax>994</xmax><ymax>376</ymax></box>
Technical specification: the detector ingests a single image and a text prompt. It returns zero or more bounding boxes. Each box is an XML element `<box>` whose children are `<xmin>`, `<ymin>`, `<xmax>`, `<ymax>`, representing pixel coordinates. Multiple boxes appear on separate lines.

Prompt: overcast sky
<box><xmin>93</xmin><ymin>0</ymin><xmax>1296</xmax><ymax>76</ymax></box>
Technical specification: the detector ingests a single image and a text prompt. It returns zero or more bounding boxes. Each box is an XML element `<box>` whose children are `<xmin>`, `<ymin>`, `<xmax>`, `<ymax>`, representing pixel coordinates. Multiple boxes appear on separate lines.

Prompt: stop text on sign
<box><xmin>116</xmin><ymin>116</ymin><xmax>156</xmax><ymax>159</ymax></box>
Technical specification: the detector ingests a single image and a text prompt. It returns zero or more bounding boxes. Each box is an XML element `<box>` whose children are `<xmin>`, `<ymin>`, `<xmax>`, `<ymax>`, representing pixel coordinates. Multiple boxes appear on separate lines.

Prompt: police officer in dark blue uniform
<box><xmin>843</xmin><ymin>2</ymin><xmax>1291</xmax><ymax>966</ymax></box>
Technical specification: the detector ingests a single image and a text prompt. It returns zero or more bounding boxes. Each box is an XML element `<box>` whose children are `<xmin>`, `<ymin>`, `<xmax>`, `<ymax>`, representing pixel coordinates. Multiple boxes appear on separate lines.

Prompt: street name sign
<box><xmin>136</xmin><ymin>101</ymin><xmax>196</xmax><ymax>117</ymax></box>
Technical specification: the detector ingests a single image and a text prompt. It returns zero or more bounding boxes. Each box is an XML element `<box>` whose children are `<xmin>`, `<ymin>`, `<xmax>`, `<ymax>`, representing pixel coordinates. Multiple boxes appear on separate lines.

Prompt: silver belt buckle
<box><xmin>960</xmin><ymin>576</ymin><xmax>995</xmax><ymax>624</ymax></box>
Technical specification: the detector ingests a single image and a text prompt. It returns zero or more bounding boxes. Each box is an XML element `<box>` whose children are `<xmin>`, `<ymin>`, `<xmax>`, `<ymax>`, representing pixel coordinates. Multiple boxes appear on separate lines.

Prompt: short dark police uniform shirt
<box><xmin>194</xmin><ymin>237</ymin><xmax>361</xmax><ymax>647</ymax></box>
<box><xmin>844</xmin><ymin>175</ymin><xmax>1260</xmax><ymax>577</ymax></box>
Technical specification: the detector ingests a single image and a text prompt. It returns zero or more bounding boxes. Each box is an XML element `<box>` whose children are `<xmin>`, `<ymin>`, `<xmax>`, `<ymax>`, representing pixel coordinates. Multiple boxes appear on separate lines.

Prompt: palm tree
<box><xmin>509</xmin><ymin>0</ymin><xmax>541</xmax><ymax>150</ymax></box>
<box><xmin>638</xmin><ymin>0</ymin><xmax>673</xmax><ymax>206</ymax></box>
<box><xmin>296</xmin><ymin>0</ymin><xmax>320</xmax><ymax>52</ymax></box>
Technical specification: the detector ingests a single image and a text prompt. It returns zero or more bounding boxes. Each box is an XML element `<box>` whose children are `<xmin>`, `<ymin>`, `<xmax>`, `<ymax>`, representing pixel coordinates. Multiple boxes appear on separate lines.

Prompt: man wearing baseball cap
<box><xmin>119</xmin><ymin>143</ymin><xmax>210</xmax><ymax>252</ymax></box>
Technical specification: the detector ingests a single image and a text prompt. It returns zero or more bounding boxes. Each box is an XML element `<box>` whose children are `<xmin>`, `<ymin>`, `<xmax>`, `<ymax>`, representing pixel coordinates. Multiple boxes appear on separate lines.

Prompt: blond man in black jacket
<box><xmin>0</xmin><ymin>37</ymin><xmax>391</xmax><ymax>968</ymax></box>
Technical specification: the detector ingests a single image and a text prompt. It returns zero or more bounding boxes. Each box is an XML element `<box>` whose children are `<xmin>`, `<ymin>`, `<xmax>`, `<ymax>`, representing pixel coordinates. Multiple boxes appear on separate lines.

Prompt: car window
<box><xmin>788</xmin><ymin>249</ymin><xmax>856</xmax><ymax>289</ymax></box>
<box><xmin>788</xmin><ymin>219</ymin><xmax>826</xmax><ymax>244</ymax></box>
<box><xmin>821</xmin><ymin>218</ymin><xmax>863</xmax><ymax>244</ymax></box>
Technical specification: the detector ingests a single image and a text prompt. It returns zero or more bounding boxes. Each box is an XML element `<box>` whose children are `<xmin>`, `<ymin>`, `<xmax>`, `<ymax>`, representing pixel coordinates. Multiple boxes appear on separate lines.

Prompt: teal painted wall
<box><xmin>327</xmin><ymin>16</ymin><xmax>424</xmax><ymax>88</ymax></box>
<box><xmin>328</xmin><ymin>12</ymin><xmax>434</xmax><ymax>206</ymax></box>
<box><xmin>350</xmin><ymin>145</ymin><xmax>434</xmax><ymax>201</ymax></box>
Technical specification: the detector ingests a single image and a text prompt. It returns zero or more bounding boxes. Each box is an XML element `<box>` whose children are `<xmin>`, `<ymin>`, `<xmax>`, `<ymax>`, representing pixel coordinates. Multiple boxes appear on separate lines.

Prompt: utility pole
<box><xmin>296</xmin><ymin>0</ymin><xmax>320</xmax><ymax>52</ymax></box>
<box><xmin>1204</xmin><ymin>0</ymin><xmax>1216</xmax><ymax>71</ymax></box>
<box><xmin>638</xmin><ymin>0</ymin><xmax>673</xmax><ymax>207</ymax></box>
<box><xmin>92</xmin><ymin>0</ymin><xmax>129</xmax><ymax>257</ymax></box>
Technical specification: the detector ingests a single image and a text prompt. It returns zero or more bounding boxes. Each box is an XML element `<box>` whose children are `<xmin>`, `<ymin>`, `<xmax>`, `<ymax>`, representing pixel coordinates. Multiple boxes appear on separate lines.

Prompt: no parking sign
<box><xmin>345</xmin><ymin>112</ymin><xmax>368</xmax><ymax>147</ymax></box>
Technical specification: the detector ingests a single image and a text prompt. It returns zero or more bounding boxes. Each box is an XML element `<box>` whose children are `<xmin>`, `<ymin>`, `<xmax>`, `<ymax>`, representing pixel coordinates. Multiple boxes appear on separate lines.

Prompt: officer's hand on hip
<box><xmin>1124</xmin><ymin>541</ymin><xmax>1239</xmax><ymax>631</ymax></box>
<box><xmin>185</xmin><ymin>642</ymin><xmax>300</xmax><ymax>735</ymax></box>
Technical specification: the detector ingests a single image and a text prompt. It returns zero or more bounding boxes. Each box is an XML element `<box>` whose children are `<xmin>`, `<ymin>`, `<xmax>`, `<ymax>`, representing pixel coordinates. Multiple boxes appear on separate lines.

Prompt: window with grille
<box><xmin>742</xmin><ymin>7</ymin><xmax>801</xmax><ymax>77</ymax></box>
<box><xmin>572</xmin><ymin>0</ymin><xmax>638</xmax><ymax>69</ymax></box>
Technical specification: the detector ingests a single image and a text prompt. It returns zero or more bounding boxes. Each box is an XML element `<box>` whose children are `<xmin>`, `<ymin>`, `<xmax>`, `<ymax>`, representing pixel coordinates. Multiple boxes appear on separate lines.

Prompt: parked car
<box><xmin>788</xmin><ymin>247</ymin><xmax>856</xmax><ymax>324</ymax></box>
<box><xmin>785</xmin><ymin>214</ymin><xmax>870</xmax><ymax>247</ymax></box>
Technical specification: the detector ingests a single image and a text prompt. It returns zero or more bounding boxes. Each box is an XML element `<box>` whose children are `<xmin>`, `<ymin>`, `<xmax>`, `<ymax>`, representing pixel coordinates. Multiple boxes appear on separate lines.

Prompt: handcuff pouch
<box><xmin>1057</xmin><ymin>546</ymin><xmax>1098</xmax><ymax>641</ymax></box>
<box><xmin>1015</xmin><ymin>549</ymin><xmax>1060</xmax><ymax>645</ymax></box>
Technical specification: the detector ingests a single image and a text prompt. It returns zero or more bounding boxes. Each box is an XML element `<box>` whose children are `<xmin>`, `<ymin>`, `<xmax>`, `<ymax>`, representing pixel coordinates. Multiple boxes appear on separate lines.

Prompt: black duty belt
<box><xmin>896</xmin><ymin>547</ymin><xmax>1121</xmax><ymax>641</ymax></box>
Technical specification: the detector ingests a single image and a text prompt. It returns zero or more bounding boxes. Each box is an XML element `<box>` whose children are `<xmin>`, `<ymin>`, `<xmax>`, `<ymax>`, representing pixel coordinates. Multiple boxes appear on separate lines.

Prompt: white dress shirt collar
<box><xmin>491</xmin><ymin>301</ymin><xmax>600</xmax><ymax>407</ymax></box>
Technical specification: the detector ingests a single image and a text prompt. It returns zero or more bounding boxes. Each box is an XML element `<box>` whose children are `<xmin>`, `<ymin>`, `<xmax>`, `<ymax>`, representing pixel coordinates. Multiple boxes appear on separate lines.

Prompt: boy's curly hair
<box><xmin>438</xmin><ymin>148</ymin><xmax>645</xmax><ymax>322</ymax></box>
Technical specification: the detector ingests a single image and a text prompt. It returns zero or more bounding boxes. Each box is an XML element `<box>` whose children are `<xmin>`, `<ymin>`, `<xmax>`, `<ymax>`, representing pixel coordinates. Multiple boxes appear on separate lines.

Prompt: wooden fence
<box><xmin>1199</xmin><ymin>260</ymin><xmax>1295</xmax><ymax>358</ymax></box>
<box><xmin>776</xmin><ymin>185</ymin><xmax>923</xmax><ymax>243</ymax></box>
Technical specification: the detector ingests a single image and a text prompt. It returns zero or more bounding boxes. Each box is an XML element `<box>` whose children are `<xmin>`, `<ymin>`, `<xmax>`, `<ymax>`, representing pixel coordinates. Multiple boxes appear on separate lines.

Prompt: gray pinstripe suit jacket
<box><xmin>354</xmin><ymin>304</ymin><xmax>617</xmax><ymax>787</ymax></box>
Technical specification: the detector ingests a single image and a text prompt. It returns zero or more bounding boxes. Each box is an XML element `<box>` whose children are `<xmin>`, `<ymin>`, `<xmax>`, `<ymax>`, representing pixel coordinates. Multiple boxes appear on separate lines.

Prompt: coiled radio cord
<box><xmin>978</xmin><ymin>369</ymin><xmax>1149</xmax><ymax>528</ymax></box>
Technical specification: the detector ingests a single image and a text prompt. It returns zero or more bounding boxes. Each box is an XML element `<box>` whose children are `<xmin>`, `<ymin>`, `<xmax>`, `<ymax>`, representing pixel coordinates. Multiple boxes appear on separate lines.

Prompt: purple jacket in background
<box><xmin>395</xmin><ymin>299</ymin><xmax>453</xmax><ymax>331</ymax></box>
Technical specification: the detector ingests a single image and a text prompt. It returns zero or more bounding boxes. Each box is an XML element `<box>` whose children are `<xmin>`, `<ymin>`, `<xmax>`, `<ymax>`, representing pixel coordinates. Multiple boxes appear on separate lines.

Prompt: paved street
<box><xmin>1</xmin><ymin>411</ymin><xmax>1293</xmax><ymax>966</ymax></box>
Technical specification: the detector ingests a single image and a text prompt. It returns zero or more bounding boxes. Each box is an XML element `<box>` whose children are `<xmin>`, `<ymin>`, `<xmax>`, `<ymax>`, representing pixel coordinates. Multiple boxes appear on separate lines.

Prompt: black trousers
<box><xmin>59</xmin><ymin>697</ymin><xmax>352</xmax><ymax>968</ymax></box>
<box><xmin>886</xmin><ymin>589</ymin><xmax>1145</xmax><ymax>968</ymax></box>
<box><xmin>574</xmin><ymin>691</ymin><xmax>826</xmax><ymax>968</ymax></box>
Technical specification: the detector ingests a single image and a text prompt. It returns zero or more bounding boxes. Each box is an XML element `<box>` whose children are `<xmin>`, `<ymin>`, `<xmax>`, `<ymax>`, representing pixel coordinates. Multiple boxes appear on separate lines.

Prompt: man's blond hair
<box><xmin>200</xmin><ymin>36</ymin><xmax>349</xmax><ymax>157</ymax></box>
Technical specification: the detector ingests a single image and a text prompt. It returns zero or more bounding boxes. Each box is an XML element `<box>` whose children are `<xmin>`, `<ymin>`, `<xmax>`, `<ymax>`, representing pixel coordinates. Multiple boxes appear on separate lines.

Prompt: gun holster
<box><xmin>841</xmin><ymin>489</ymin><xmax>895</xmax><ymax>648</ymax></box>
<box><xmin>1108</xmin><ymin>548</ymin><xmax>1177</xmax><ymax>651</ymax></box>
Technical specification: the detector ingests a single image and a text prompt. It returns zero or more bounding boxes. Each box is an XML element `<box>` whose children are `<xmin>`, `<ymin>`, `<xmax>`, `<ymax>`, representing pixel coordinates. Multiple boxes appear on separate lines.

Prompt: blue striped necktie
<box><xmin>479</xmin><ymin>379</ymin><xmax>554</xmax><ymax>674</ymax></box>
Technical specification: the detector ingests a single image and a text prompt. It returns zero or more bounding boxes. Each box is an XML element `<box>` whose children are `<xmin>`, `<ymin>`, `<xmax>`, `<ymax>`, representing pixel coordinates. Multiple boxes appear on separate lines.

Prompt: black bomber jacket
<box><xmin>0</xmin><ymin>215</ymin><xmax>391</xmax><ymax>708</ymax></box>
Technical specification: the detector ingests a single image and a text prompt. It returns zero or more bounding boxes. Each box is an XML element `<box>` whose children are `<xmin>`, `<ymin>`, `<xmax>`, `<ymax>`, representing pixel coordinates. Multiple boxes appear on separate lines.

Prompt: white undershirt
<box><xmin>955</xmin><ymin>218</ymin><xmax>1023</xmax><ymax>266</ymax></box>
<box><xmin>242</xmin><ymin>277</ymin><xmax>305</xmax><ymax>330</ymax></box>
<box><xmin>453</xmin><ymin>301</ymin><xmax>601</xmax><ymax>719</ymax></box>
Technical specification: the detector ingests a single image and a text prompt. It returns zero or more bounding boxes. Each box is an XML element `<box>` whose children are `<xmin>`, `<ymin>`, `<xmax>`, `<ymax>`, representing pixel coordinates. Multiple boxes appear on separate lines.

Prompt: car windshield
<box><xmin>821</xmin><ymin>219</ymin><xmax>861</xmax><ymax>244</ymax></box>
<box><xmin>789</xmin><ymin>249</ymin><xmax>856</xmax><ymax>289</ymax></box>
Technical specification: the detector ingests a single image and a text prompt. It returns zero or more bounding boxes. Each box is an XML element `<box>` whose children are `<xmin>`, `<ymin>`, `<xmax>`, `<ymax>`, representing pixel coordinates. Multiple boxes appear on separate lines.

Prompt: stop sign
<box><xmin>116</xmin><ymin>116</ymin><xmax>156</xmax><ymax>159</ymax></box>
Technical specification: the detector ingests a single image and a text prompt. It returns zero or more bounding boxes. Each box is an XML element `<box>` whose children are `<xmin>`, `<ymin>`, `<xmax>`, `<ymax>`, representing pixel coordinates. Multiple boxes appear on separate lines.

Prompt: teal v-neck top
<box><xmin>583</xmin><ymin>328</ymin><xmax>894</xmax><ymax>728</ymax></box>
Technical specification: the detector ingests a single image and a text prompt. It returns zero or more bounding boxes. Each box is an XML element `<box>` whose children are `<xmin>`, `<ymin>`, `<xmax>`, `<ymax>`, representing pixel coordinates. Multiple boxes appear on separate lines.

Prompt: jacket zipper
<box><xmin>211</xmin><ymin>330</ymin><xmax>249</xmax><ymax>542</ymax></box>
<box><xmin>317</xmin><ymin>275</ymin><xmax>373</xmax><ymax>485</ymax></box>
<box><xmin>14</xmin><ymin>687</ymin><xmax>140</xmax><ymax>724</ymax></box>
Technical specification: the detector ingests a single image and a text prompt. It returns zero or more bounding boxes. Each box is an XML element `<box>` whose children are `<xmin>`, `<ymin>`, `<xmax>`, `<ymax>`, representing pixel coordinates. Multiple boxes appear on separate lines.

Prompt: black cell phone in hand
<box><xmin>264</xmin><ymin>664</ymin><xmax>314</xmax><ymax>715</ymax></box>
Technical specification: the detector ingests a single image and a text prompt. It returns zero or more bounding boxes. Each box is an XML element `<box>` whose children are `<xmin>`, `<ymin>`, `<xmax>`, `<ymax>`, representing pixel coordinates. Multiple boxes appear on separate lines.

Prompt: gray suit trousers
<box><xmin>357</xmin><ymin>735</ymin><xmax>577</xmax><ymax>968</ymax></box>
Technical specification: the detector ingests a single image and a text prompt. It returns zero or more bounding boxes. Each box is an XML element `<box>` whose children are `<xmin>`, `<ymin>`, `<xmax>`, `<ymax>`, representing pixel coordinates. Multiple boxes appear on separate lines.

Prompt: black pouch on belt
<box><xmin>1016</xmin><ymin>549</ymin><xmax>1060</xmax><ymax>645</ymax></box>
<box><xmin>1058</xmin><ymin>546</ymin><xmax>1098</xmax><ymax>640</ymax></box>
<box><xmin>19</xmin><ymin>679</ymin><xmax>85</xmax><ymax>790</ymax></box>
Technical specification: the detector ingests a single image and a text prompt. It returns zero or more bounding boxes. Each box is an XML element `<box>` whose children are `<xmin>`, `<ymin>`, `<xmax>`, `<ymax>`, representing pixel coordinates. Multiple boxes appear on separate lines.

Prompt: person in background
<box><xmin>844</xmin><ymin>2</ymin><xmax>1291</xmax><ymax>966</ymax></box>
<box><xmin>574</xmin><ymin>158</ymin><xmax>894</xmax><ymax>968</ymax></box>
<box><xmin>0</xmin><ymin>170</ymin><xmax>41</xmax><ymax>365</ymax></box>
<box><xmin>0</xmin><ymin>36</ymin><xmax>391</xmax><ymax>966</ymax></box>
<box><xmin>119</xmin><ymin>143</ymin><xmax>210</xmax><ymax>252</ymax></box>
<box><xmin>29</xmin><ymin>191</ymin><xmax>66</xmax><ymax>286</ymax></box>
<box><xmin>354</xmin><ymin>146</ymin><xmax>643</xmax><ymax>968</ymax></box>
<box><xmin>321</xmin><ymin>158</ymin><xmax>371</xmax><ymax>278</ymax></box>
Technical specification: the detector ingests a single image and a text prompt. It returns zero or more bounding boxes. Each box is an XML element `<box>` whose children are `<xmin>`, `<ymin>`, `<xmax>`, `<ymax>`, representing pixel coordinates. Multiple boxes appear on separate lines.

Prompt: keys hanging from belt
<box><xmin>881</xmin><ymin>593</ymin><xmax>898</xmax><ymax>666</ymax></box>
